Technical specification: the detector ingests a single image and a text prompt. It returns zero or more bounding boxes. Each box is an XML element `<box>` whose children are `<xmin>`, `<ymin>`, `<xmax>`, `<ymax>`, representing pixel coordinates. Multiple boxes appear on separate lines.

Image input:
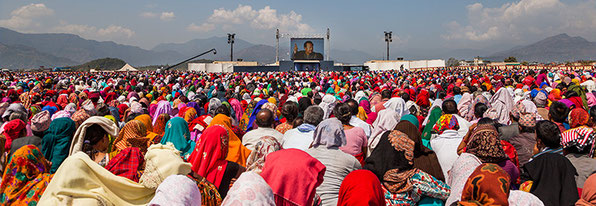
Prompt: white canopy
<box><xmin>117</xmin><ymin>63</ymin><xmax>138</xmax><ymax>71</ymax></box>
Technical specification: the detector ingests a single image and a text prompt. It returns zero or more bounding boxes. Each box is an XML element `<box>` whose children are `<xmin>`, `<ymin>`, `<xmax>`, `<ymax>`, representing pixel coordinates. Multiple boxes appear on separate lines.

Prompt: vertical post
<box><xmin>326</xmin><ymin>28</ymin><xmax>330</xmax><ymax>61</ymax></box>
<box><xmin>384</xmin><ymin>31</ymin><xmax>392</xmax><ymax>61</ymax></box>
<box><xmin>386</xmin><ymin>41</ymin><xmax>389</xmax><ymax>61</ymax></box>
<box><xmin>275</xmin><ymin>29</ymin><xmax>279</xmax><ymax>62</ymax></box>
<box><xmin>227</xmin><ymin>33</ymin><xmax>235</xmax><ymax>61</ymax></box>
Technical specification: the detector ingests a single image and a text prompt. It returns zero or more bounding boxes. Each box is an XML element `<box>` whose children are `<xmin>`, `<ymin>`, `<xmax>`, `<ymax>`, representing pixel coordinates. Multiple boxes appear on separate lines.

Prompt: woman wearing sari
<box><xmin>337</xmin><ymin>170</ymin><xmax>385</xmax><ymax>206</ymax></box>
<box><xmin>245</xmin><ymin>136</ymin><xmax>282</xmax><ymax>174</ymax></box>
<box><xmin>188</xmin><ymin>125</ymin><xmax>245</xmax><ymax>198</ymax></box>
<box><xmin>159</xmin><ymin>117</ymin><xmax>195</xmax><ymax>160</ymax></box>
<box><xmin>221</xmin><ymin>171</ymin><xmax>275</xmax><ymax>206</ymax></box>
<box><xmin>306</xmin><ymin>118</ymin><xmax>362</xmax><ymax>205</ymax></box>
<box><xmin>364</xmin><ymin>129</ymin><xmax>450</xmax><ymax>205</ymax></box>
<box><xmin>0</xmin><ymin>145</ymin><xmax>52</xmax><ymax>206</ymax></box>
<box><xmin>41</xmin><ymin>117</ymin><xmax>76</xmax><ymax>173</ymax></box>
<box><xmin>152</xmin><ymin>101</ymin><xmax>171</xmax><ymax>125</ymax></box>
<box><xmin>456</xmin><ymin>163</ymin><xmax>511</xmax><ymax>205</ymax></box>
<box><xmin>152</xmin><ymin>113</ymin><xmax>170</xmax><ymax>143</ymax></box>
<box><xmin>208</xmin><ymin>114</ymin><xmax>251</xmax><ymax>167</ymax></box>
<box><xmin>105</xmin><ymin>147</ymin><xmax>144</xmax><ymax>182</ymax></box>
<box><xmin>260</xmin><ymin>149</ymin><xmax>326</xmax><ymax>206</ymax></box>
<box><xmin>134</xmin><ymin>114</ymin><xmax>159</xmax><ymax>143</ymax></box>
<box><xmin>368</xmin><ymin>109</ymin><xmax>401</xmax><ymax>156</ymax></box>
<box><xmin>112</xmin><ymin>120</ymin><xmax>149</xmax><ymax>157</ymax></box>
<box><xmin>395</xmin><ymin>120</ymin><xmax>444</xmax><ymax>181</ymax></box>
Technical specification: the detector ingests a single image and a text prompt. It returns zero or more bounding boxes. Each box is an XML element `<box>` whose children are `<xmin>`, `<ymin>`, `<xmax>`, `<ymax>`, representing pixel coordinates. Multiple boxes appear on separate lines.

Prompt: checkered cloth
<box><xmin>105</xmin><ymin>147</ymin><xmax>144</xmax><ymax>182</ymax></box>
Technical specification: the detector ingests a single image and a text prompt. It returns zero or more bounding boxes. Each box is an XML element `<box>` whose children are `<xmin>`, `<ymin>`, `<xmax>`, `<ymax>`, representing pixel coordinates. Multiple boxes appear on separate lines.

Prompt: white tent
<box><xmin>117</xmin><ymin>63</ymin><xmax>138</xmax><ymax>72</ymax></box>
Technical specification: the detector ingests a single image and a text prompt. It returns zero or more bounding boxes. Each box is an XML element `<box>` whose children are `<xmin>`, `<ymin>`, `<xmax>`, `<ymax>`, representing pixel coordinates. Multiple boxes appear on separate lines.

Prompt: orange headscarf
<box><xmin>208</xmin><ymin>114</ymin><xmax>251</xmax><ymax>167</ymax></box>
<box><xmin>134</xmin><ymin>114</ymin><xmax>159</xmax><ymax>143</ymax></box>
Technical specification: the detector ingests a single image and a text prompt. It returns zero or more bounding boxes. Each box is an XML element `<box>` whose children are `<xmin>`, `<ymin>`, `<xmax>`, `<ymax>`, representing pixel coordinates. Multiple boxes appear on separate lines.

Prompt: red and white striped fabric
<box><xmin>561</xmin><ymin>126</ymin><xmax>595</xmax><ymax>150</ymax></box>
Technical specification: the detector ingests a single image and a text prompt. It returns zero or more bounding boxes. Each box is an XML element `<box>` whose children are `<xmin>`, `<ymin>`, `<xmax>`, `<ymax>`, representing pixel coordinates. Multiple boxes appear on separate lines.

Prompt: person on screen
<box><xmin>293</xmin><ymin>41</ymin><xmax>323</xmax><ymax>60</ymax></box>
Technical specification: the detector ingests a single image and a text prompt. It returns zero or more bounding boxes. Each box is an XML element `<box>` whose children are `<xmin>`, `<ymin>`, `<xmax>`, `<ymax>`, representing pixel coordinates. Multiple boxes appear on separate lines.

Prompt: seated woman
<box><xmin>260</xmin><ymin>149</ymin><xmax>326</xmax><ymax>206</ymax></box>
<box><xmin>365</xmin><ymin>129</ymin><xmax>450</xmax><ymax>205</ymax></box>
<box><xmin>334</xmin><ymin>103</ymin><xmax>367</xmax><ymax>162</ymax></box>
<box><xmin>0</xmin><ymin>145</ymin><xmax>52</xmax><ymax>205</ymax></box>
<box><xmin>70</xmin><ymin>116</ymin><xmax>119</xmax><ymax>167</ymax></box>
<box><xmin>188</xmin><ymin>125</ymin><xmax>245</xmax><ymax>198</ymax></box>
<box><xmin>159</xmin><ymin>117</ymin><xmax>195</xmax><ymax>160</ymax></box>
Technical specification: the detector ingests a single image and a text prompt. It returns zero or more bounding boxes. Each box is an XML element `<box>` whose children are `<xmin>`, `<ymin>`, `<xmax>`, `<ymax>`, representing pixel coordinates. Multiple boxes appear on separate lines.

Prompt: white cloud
<box><xmin>53</xmin><ymin>24</ymin><xmax>135</xmax><ymax>40</ymax></box>
<box><xmin>140</xmin><ymin>11</ymin><xmax>175</xmax><ymax>21</ymax></box>
<box><xmin>160</xmin><ymin>12</ymin><xmax>175</xmax><ymax>21</ymax></box>
<box><xmin>442</xmin><ymin>0</ymin><xmax>596</xmax><ymax>42</ymax></box>
<box><xmin>0</xmin><ymin>3</ymin><xmax>54</xmax><ymax>30</ymax></box>
<box><xmin>140</xmin><ymin>12</ymin><xmax>157</xmax><ymax>18</ymax></box>
<box><xmin>187</xmin><ymin>23</ymin><xmax>215</xmax><ymax>32</ymax></box>
<box><xmin>188</xmin><ymin>4</ymin><xmax>314</xmax><ymax>33</ymax></box>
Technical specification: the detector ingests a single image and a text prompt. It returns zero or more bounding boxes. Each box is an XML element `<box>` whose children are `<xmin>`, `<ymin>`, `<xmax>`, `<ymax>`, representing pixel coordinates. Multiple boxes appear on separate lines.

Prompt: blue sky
<box><xmin>1</xmin><ymin>0</ymin><xmax>595</xmax><ymax>58</ymax></box>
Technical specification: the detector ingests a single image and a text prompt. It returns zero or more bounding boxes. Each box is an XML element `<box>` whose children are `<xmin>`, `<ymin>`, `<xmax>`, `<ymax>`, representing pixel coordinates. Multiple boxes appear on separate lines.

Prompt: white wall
<box><xmin>188</xmin><ymin>63</ymin><xmax>234</xmax><ymax>73</ymax></box>
<box><xmin>365</xmin><ymin>59</ymin><xmax>445</xmax><ymax>71</ymax></box>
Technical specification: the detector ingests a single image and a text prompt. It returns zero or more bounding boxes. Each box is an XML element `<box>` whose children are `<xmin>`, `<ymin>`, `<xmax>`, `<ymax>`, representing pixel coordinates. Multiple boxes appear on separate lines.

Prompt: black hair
<box><xmin>453</xmin><ymin>87</ymin><xmax>461</xmax><ymax>95</ymax></box>
<box><xmin>303</xmin><ymin>41</ymin><xmax>313</xmax><ymax>48</ymax></box>
<box><xmin>333</xmin><ymin>103</ymin><xmax>352</xmax><ymax>125</ymax></box>
<box><xmin>381</xmin><ymin>90</ymin><xmax>392</xmax><ymax>99</ymax></box>
<box><xmin>281</xmin><ymin>102</ymin><xmax>299</xmax><ymax>123</ymax></box>
<box><xmin>590</xmin><ymin>105</ymin><xmax>596</xmax><ymax>124</ymax></box>
<box><xmin>313</xmin><ymin>94</ymin><xmax>322</xmax><ymax>105</ymax></box>
<box><xmin>345</xmin><ymin>99</ymin><xmax>359</xmax><ymax>116</ymax></box>
<box><xmin>442</xmin><ymin>100</ymin><xmax>458</xmax><ymax>114</ymax></box>
<box><xmin>474</xmin><ymin>103</ymin><xmax>488</xmax><ymax>118</ymax></box>
<box><xmin>401</xmin><ymin>93</ymin><xmax>410</xmax><ymax>102</ymax></box>
<box><xmin>82</xmin><ymin>124</ymin><xmax>108</xmax><ymax>157</ymax></box>
<box><xmin>215</xmin><ymin>105</ymin><xmax>231</xmax><ymax>117</ymax></box>
<box><xmin>549</xmin><ymin>101</ymin><xmax>570</xmax><ymax>123</ymax></box>
<box><xmin>535</xmin><ymin>120</ymin><xmax>561</xmax><ymax>149</ymax></box>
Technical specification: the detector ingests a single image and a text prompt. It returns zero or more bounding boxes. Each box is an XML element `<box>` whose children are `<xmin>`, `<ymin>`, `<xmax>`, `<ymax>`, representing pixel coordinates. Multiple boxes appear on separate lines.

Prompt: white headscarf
<box><xmin>383</xmin><ymin>97</ymin><xmax>409</xmax><ymax>117</ymax></box>
<box><xmin>319</xmin><ymin>94</ymin><xmax>337</xmax><ymax>119</ymax></box>
<box><xmin>222</xmin><ymin>171</ymin><xmax>275</xmax><ymax>206</ymax></box>
<box><xmin>148</xmin><ymin>175</ymin><xmax>201</xmax><ymax>206</ymax></box>
<box><xmin>69</xmin><ymin>116</ymin><xmax>119</xmax><ymax>155</ymax></box>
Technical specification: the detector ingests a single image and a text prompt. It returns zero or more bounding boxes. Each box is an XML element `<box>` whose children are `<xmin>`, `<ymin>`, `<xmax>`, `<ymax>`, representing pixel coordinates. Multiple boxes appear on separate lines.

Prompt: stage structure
<box><xmin>275</xmin><ymin>28</ymin><xmax>339</xmax><ymax>72</ymax></box>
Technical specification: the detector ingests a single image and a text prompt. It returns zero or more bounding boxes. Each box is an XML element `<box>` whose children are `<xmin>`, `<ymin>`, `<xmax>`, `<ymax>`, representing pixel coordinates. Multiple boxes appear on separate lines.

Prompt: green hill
<box><xmin>72</xmin><ymin>58</ymin><xmax>126</xmax><ymax>71</ymax></box>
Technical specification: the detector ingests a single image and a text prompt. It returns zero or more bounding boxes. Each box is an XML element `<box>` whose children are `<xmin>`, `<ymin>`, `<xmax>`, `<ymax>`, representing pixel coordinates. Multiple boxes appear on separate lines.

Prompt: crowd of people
<box><xmin>0</xmin><ymin>67</ymin><xmax>594</xmax><ymax>206</ymax></box>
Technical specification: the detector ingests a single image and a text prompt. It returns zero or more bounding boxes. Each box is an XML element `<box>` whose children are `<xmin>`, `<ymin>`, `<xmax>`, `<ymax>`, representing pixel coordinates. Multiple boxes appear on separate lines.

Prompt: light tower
<box><xmin>227</xmin><ymin>33</ymin><xmax>235</xmax><ymax>61</ymax></box>
<box><xmin>384</xmin><ymin>31</ymin><xmax>392</xmax><ymax>60</ymax></box>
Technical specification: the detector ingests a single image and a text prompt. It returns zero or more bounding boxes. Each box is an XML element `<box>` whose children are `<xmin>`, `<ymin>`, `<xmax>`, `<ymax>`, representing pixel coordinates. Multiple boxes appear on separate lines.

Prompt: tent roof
<box><xmin>117</xmin><ymin>63</ymin><xmax>138</xmax><ymax>71</ymax></box>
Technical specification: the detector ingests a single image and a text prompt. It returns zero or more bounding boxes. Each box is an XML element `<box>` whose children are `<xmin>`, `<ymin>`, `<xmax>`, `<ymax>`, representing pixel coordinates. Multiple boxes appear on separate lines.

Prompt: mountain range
<box><xmin>485</xmin><ymin>34</ymin><xmax>596</xmax><ymax>62</ymax></box>
<box><xmin>0</xmin><ymin>26</ymin><xmax>594</xmax><ymax>69</ymax></box>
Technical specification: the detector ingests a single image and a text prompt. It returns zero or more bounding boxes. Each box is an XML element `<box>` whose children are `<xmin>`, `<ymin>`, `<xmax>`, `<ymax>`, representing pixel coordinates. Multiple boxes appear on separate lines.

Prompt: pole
<box><xmin>230</xmin><ymin>42</ymin><xmax>233</xmax><ymax>61</ymax></box>
<box><xmin>164</xmin><ymin>48</ymin><xmax>217</xmax><ymax>70</ymax></box>
<box><xmin>276</xmin><ymin>29</ymin><xmax>279</xmax><ymax>62</ymax></box>
<box><xmin>386</xmin><ymin>41</ymin><xmax>389</xmax><ymax>61</ymax></box>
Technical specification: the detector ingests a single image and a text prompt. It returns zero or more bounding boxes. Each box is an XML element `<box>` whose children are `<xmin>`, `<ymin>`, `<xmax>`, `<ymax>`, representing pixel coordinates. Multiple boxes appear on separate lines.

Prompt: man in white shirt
<box><xmin>242</xmin><ymin>109</ymin><xmax>283</xmax><ymax>150</ymax></box>
<box><xmin>346</xmin><ymin>99</ymin><xmax>372</xmax><ymax>139</ymax></box>
<box><xmin>282</xmin><ymin>106</ymin><xmax>324</xmax><ymax>151</ymax></box>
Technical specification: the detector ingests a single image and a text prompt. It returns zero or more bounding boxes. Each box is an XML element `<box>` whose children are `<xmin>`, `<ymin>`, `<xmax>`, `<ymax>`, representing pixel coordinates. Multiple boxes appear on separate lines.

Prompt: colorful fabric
<box><xmin>388</xmin><ymin>130</ymin><xmax>415</xmax><ymax>164</ymax></box>
<box><xmin>576</xmin><ymin>174</ymin><xmax>596</xmax><ymax>206</ymax></box>
<box><xmin>0</xmin><ymin>145</ymin><xmax>53</xmax><ymax>206</ymax></box>
<box><xmin>114</xmin><ymin>120</ymin><xmax>149</xmax><ymax>153</ymax></box>
<box><xmin>209</xmin><ymin>114</ymin><xmax>251</xmax><ymax>167</ymax></box>
<box><xmin>465</xmin><ymin>125</ymin><xmax>509</xmax><ymax>163</ymax></box>
<box><xmin>383</xmin><ymin>169</ymin><xmax>451</xmax><ymax>205</ymax></box>
<box><xmin>519</xmin><ymin>113</ymin><xmax>536</xmax><ymax>127</ymax></box>
<box><xmin>433</xmin><ymin>114</ymin><xmax>460</xmax><ymax>135</ymax></box>
<box><xmin>561</xmin><ymin>126</ymin><xmax>595</xmax><ymax>157</ymax></box>
<box><xmin>105</xmin><ymin>147</ymin><xmax>144</xmax><ymax>182</ymax></box>
<box><xmin>30</xmin><ymin>110</ymin><xmax>51</xmax><ymax>132</ymax></box>
<box><xmin>148</xmin><ymin>175</ymin><xmax>202</xmax><ymax>206</ymax></box>
<box><xmin>338</xmin><ymin>170</ymin><xmax>385</xmax><ymax>206</ymax></box>
<box><xmin>445</xmin><ymin>153</ymin><xmax>483</xmax><ymax>205</ymax></box>
<box><xmin>41</xmin><ymin>117</ymin><xmax>76</xmax><ymax>173</ymax></box>
<box><xmin>260</xmin><ymin>149</ymin><xmax>326</xmax><ymax>206</ymax></box>
<box><xmin>221</xmin><ymin>171</ymin><xmax>275</xmax><ymax>206</ymax></box>
<box><xmin>186</xmin><ymin>175</ymin><xmax>222</xmax><ymax>206</ymax></box>
<box><xmin>134</xmin><ymin>114</ymin><xmax>159</xmax><ymax>143</ymax></box>
<box><xmin>457</xmin><ymin>163</ymin><xmax>510</xmax><ymax>206</ymax></box>
<box><xmin>570</xmin><ymin>108</ymin><xmax>590</xmax><ymax>128</ymax></box>
<box><xmin>188</xmin><ymin>125</ymin><xmax>229</xmax><ymax>188</ymax></box>
<box><xmin>160</xmin><ymin>117</ymin><xmax>195</xmax><ymax>159</ymax></box>
<box><xmin>153</xmin><ymin>113</ymin><xmax>170</xmax><ymax>137</ymax></box>
<box><xmin>245</xmin><ymin>136</ymin><xmax>281</xmax><ymax>174</ymax></box>
<box><xmin>275</xmin><ymin>122</ymin><xmax>293</xmax><ymax>134</ymax></box>
<box><xmin>2</xmin><ymin>119</ymin><xmax>25</xmax><ymax>151</ymax></box>
<box><xmin>312</xmin><ymin>118</ymin><xmax>347</xmax><ymax>149</ymax></box>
